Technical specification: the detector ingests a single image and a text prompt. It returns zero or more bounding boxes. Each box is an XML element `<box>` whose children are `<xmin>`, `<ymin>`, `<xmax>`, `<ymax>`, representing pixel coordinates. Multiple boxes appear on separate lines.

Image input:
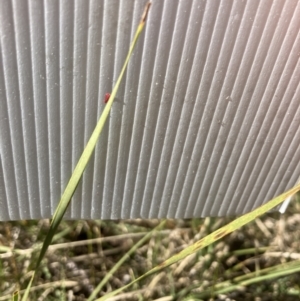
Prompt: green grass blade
<box><xmin>96</xmin><ymin>183</ymin><xmax>300</xmax><ymax>301</ymax></box>
<box><xmin>196</xmin><ymin>259</ymin><xmax>300</xmax><ymax>298</ymax></box>
<box><xmin>12</xmin><ymin>291</ymin><xmax>18</xmax><ymax>301</ymax></box>
<box><xmin>20</xmin><ymin>3</ymin><xmax>151</xmax><ymax>300</ymax></box>
<box><xmin>20</xmin><ymin>275</ymin><xmax>34</xmax><ymax>301</ymax></box>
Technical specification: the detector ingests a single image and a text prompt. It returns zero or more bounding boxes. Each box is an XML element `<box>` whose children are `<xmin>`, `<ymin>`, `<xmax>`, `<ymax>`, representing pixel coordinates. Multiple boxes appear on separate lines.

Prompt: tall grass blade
<box><xmin>20</xmin><ymin>2</ymin><xmax>151</xmax><ymax>300</ymax></box>
<box><xmin>96</xmin><ymin>183</ymin><xmax>300</xmax><ymax>301</ymax></box>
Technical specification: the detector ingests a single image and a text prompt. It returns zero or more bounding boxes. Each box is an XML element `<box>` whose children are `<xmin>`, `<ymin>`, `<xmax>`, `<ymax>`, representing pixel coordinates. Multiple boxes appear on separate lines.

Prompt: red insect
<box><xmin>104</xmin><ymin>93</ymin><xmax>111</xmax><ymax>104</ymax></box>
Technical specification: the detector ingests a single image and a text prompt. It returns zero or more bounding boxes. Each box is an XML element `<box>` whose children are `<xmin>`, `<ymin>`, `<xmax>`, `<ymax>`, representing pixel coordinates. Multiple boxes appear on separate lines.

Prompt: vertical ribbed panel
<box><xmin>0</xmin><ymin>0</ymin><xmax>299</xmax><ymax>220</ymax></box>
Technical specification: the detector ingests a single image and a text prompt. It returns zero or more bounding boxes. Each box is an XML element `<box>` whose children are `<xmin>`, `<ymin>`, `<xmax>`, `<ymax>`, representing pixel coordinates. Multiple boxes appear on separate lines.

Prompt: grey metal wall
<box><xmin>0</xmin><ymin>0</ymin><xmax>299</xmax><ymax>221</ymax></box>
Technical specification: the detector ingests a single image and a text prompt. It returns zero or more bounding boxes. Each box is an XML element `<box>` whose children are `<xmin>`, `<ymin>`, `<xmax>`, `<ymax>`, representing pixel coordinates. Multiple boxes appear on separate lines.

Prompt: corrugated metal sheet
<box><xmin>0</xmin><ymin>0</ymin><xmax>299</xmax><ymax>221</ymax></box>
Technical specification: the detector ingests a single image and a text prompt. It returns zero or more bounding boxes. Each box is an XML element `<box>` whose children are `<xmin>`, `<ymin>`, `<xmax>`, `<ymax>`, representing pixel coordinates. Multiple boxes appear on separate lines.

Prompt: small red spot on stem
<box><xmin>104</xmin><ymin>93</ymin><xmax>111</xmax><ymax>103</ymax></box>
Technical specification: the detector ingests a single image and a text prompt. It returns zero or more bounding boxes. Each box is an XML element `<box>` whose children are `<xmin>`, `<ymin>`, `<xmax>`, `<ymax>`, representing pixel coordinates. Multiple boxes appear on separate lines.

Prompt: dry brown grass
<box><xmin>0</xmin><ymin>196</ymin><xmax>300</xmax><ymax>301</ymax></box>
